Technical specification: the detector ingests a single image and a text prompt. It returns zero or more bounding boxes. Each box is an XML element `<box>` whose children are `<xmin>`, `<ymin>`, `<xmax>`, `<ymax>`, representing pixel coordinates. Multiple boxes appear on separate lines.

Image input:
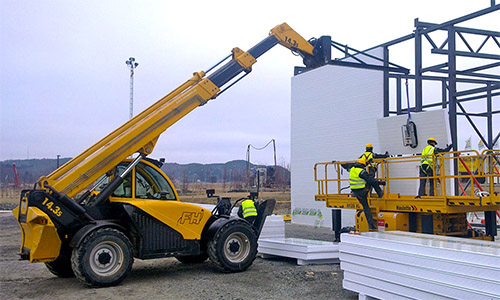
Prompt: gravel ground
<box><xmin>0</xmin><ymin>207</ymin><xmax>357</xmax><ymax>300</ymax></box>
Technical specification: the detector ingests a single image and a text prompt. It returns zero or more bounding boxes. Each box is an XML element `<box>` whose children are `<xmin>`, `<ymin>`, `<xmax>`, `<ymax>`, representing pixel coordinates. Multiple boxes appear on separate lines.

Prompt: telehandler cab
<box><xmin>13</xmin><ymin>23</ymin><xmax>330</xmax><ymax>287</ymax></box>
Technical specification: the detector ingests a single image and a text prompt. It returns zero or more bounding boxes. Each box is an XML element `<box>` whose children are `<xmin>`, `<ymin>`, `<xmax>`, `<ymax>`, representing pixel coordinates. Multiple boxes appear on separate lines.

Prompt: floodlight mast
<box><xmin>125</xmin><ymin>57</ymin><xmax>139</xmax><ymax>120</ymax></box>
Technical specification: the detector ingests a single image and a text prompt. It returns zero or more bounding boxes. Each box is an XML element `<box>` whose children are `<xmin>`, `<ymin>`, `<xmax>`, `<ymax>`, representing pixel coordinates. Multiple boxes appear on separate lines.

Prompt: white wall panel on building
<box><xmin>291</xmin><ymin>65</ymin><xmax>383</xmax><ymax>227</ymax></box>
<box><xmin>291</xmin><ymin>64</ymin><xmax>455</xmax><ymax>228</ymax></box>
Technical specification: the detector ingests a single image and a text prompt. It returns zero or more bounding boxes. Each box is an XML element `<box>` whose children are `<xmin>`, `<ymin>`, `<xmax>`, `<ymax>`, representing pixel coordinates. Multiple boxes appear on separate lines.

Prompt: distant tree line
<box><xmin>0</xmin><ymin>158</ymin><xmax>290</xmax><ymax>191</ymax></box>
<box><xmin>0</xmin><ymin>158</ymin><xmax>71</xmax><ymax>187</ymax></box>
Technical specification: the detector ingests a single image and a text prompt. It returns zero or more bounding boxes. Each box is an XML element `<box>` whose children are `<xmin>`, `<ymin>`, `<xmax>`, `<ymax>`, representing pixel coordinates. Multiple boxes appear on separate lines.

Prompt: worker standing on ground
<box><xmin>417</xmin><ymin>137</ymin><xmax>453</xmax><ymax>198</ymax></box>
<box><xmin>349</xmin><ymin>158</ymin><xmax>384</xmax><ymax>230</ymax></box>
<box><xmin>238</xmin><ymin>197</ymin><xmax>258</xmax><ymax>224</ymax></box>
<box><xmin>360</xmin><ymin>143</ymin><xmax>389</xmax><ymax>174</ymax></box>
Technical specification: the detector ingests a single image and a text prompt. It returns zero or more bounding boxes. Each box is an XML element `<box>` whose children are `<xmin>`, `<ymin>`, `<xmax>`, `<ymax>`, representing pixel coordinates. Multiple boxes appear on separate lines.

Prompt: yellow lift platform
<box><xmin>314</xmin><ymin>150</ymin><xmax>500</xmax><ymax>239</ymax></box>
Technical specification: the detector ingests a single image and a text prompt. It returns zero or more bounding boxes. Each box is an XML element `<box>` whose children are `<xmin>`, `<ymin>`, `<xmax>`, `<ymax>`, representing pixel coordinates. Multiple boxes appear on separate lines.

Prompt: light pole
<box><xmin>125</xmin><ymin>57</ymin><xmax>139</xmax><ymax>120</ymax></box>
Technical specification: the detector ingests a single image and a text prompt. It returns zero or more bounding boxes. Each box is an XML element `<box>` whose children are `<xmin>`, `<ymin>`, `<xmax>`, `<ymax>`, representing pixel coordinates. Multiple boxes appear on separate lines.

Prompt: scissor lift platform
<box><xmin>315</xmin><ymin>150</ymin><xmax>500</xmax><ymax>238</ymax></box>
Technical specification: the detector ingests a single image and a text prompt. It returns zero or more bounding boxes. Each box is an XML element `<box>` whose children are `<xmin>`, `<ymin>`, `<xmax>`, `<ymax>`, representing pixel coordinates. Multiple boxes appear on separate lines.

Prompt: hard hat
<box><xmin>428</xmin><ymin>137</ymin><xmax>437</xmax><ymax>144</ymax></box>
<box><xmin>365</xmin><ymin>143</ymin><xmax>373</xmax><ymax>148</ymax></box>
<box><xmin>357</xmin><ymin>158</ymin><xmax>366</xmax><ymax>165</ymax></box>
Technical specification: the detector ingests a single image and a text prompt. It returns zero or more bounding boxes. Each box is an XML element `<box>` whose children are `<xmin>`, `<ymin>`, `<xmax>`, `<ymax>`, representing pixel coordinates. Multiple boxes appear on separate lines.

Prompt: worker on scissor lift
<box><xmin>349</xmin><ymin>158</ymin><xmax>384</xmax><ymax>230</ymax></box>
<box><xmin>360</xmin><ymin>143</ymin><xmax>389</xmax><ymax>175</ymax></box>
<box><xmin>416</xmin><ymin>137</ymin><xmax>453</xmax><ymax>198</ymax></box>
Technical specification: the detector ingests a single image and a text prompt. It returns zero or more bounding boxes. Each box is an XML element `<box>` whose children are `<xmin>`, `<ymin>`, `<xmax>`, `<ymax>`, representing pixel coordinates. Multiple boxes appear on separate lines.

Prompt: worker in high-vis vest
<box><xmin>349</xmin><ymin>158</ymin><xmax>384</xmax><ymax>230</ymax></box>
<box><xmin>360</xmin><ymin>143</ymin><xmax>389</xmax><ymax>175</ymax></box>
<box><xmin>416</xmin><ymin>137</ymin><xmax>453</xmax><ymax>198</ymax></box>
<box><xmin>239</xmin><ymin>198</ymin><xmax>258</xmax><ymax>224</ymax></box>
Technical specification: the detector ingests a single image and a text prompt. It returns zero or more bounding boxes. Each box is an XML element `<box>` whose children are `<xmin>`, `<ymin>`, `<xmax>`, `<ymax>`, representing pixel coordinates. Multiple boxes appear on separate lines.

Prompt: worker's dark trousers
<box><xmin>245</xmin><ymin>216</ymin><xmax>256</xmax><ymax>225</ymax></box>
<box><xmin>352</xmin><ymin>188</ymin><xmax>376</xmax><ymax>229</ymax></box>
<box><xmin>418</xmin><ymin>164</ymin><xmax>434</xmax><ymax>197</ymax></box>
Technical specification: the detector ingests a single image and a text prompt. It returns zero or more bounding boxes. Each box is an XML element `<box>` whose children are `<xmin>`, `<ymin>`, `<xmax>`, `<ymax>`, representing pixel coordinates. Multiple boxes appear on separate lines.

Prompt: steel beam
<box><xmin>431</xmin><ymin>49</ymin><xmax>500</xmax><ymax>60</ymax></box>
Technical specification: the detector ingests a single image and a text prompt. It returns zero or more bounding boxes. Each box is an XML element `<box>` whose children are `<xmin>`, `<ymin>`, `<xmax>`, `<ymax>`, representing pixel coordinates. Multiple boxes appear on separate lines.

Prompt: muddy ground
<box><xmin>0</xmin><ymin>207</ymin><xmax>357</xmax><ymax>300</ymax></box>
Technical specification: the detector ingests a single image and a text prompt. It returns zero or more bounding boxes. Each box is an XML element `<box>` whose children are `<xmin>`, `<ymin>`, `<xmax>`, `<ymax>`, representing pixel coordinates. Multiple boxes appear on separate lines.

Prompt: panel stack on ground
<box><xmin>258</xmin><ymin>215</ymin><xmax>339</xmax><ymax>265</ymax></box>
<box><xmin>258</xmin><ymin>238</ymin><xmax>339</xmax><ymax>265</ymax></box>
<box><xmin>259</xmin><ymin>215</ymin><xmax>285</xmax><ymax>239</ymax></box>
<box><xmin>340</xmin><ymin>231</ymin><xmax>500</xmax><ymax>300</ymax></box>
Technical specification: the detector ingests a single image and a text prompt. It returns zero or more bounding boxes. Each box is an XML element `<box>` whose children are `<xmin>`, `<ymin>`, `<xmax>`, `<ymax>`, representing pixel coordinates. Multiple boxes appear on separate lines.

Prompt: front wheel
<box><xmin>71</xmin><ymin>228</ymin><xmax>134</xmax><ymax>287</ymax></box>
<box><xmin>208</xmin><ymin>220</ymin><xmax>257</xmax><ymax>272</ymax></box>
<box><xmin>45</xmin><ymin>250</ymin><xmax>74</xmax><ymax>278</ymax></box>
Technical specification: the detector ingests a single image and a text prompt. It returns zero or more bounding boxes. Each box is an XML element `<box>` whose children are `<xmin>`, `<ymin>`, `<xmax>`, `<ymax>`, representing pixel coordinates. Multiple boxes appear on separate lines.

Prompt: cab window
<box><xmin>135</xmin><ymin>163</ymin><xmax>176</xmax><ymax>200</ymax></box>
<box><xmin>111</xmin><ymin>165</ymin><xmax>132</xmax><ymax>198</ymax></box>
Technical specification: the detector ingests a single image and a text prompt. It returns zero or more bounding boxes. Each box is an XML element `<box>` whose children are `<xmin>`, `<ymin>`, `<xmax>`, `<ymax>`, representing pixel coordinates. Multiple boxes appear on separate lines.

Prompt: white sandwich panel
<box><xmin>259</xmin><ymin>215</ymin><xmax>285</xmax><ymax>239</ymax></box>
<box><xmin>344</xmin><ymin>272</ymin><xmax>458</xmax><ymax>300</ymax></box>
<box><xmin>291</xmin><ymin>64</ymin><xmax>383</xmax><ymax>227</ymax></box>
<box><xmin>343</xmin><ymin>280</ymin><xmax>431</xmax><ymax>300</ymax></box>
<box><xmin>341</xmin><ymin>253</ymin><xmax>500</xmax><ymax>295</ymax></box>
<box><xmin>339</xmin><ymin>243</ymin><xmax>500</xmax><ymax>280</ymax></box>
<box><xmin>258</xmin><ymin>238</ymin><xmax>339</xmax><ymax>265</ymax></box>
<box><xmin>341</xmin><ymin>231</ymin><xmax>500</xmax><ymax>265</ymax></box>
<box><xmin>339</xmin><ymin>231</ymin><xmax>500</xmax><ymax>300</ymax></box>
<box><xmin>377</xmin><ymin>110</ymin><xmax>453</xmax><ymax>195</ymax></box>
<box><xmin>343</xmin><ymin>262</ymin><xmax>500</xmax><ymax>300</ymax></box>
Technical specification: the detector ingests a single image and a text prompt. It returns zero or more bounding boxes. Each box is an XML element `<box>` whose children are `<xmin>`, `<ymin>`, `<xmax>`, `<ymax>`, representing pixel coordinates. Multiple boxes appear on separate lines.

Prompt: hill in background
<box><xmin>0</xmin><ymin>158</ymin><xmax>290</xmax><ymax>191</ymax></box>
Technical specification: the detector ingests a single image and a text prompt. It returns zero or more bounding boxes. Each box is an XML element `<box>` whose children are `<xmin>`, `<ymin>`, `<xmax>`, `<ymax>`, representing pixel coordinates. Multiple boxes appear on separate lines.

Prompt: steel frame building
<box><xmin>296</xmin><ymin>2</ymin><xmax>499</xmax><ymax>234</ymax></box>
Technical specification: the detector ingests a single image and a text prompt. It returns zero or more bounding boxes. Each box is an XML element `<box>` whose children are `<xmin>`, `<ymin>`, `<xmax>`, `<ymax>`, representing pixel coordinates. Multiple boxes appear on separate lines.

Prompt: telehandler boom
<box><xmin>14</xmin><ymin>23</ymin><xmax>330</xmax><ymax>287</ymax></box>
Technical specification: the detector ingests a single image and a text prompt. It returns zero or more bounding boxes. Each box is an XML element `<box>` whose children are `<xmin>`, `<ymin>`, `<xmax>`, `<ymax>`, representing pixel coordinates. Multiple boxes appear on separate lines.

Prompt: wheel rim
<box><xmin>89</xmin><ymin>241</ymin><xmax>124</xmax><ymax>276</ymax></box>
<box><xmin>224</xmin><ymin>232</ymin><xmax>250</xmax><ymax>264</ymax></box>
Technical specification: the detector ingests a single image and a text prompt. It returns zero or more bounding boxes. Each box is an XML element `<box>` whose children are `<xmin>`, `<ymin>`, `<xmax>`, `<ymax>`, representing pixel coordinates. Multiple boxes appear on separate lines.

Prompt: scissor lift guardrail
<box><xmin>314</xmin><ymin>150</ymin><xmax>500</xmax><ymax>215</ymax></box>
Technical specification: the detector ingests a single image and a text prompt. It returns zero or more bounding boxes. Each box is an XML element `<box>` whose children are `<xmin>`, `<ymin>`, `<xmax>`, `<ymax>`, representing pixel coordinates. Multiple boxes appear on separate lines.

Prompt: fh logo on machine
<box><xmin>178</xmin><ymin>211</ymin><xmax>204</xmax><ymax>225</ymax></box>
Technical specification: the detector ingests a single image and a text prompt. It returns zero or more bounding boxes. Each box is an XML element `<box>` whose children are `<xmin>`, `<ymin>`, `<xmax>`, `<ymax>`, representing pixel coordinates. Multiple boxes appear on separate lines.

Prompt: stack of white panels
<box><xmin>340</xmin><ymin>231</ymin><xmax>500</xmax><ymax>300</ymax></box>
<box><xmin>259</xmin><ymin>215</ymin><xmax>285</xmax><ymax>239</ymax></box>
<box><xmin>258</xmin><ymin>238</ymin><xmax>339</xmax><ymax>265</ymax></box>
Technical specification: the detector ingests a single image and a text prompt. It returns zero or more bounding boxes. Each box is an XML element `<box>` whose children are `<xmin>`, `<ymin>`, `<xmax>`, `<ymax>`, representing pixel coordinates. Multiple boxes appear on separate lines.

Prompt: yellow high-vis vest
<box><xmin>349</xmin><ymin>167</ymin><xmax>366</xmax><ymax>189</ymax></box>
<box><xmin>241</xmin><ymin>199</ymin><xmax>257</xmax><ymax>218</ymax></box>
<box><xmin>421</xmin><ymin>145</ymin><xmax>435</xmax><ymax>167</ymax></box>
<box><xmin>362</xmin><ymin>151</ymin><xmax>377</xmax><ymax>169</ymax></box>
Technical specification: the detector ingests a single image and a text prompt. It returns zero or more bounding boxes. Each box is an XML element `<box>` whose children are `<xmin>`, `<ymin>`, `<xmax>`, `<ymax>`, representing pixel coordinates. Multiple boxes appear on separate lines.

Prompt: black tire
<box><xmin>71</xmin><ymin>228</ymin><xmax>134</xmax><ymax>287</ymax></box>
<box><xmin>175</xmin><ymin>252</ymin><xmax>209</xmax><ymax>264</ymax></box>
<box><xmin>45</xmin><ymin>251</ymin><xmax>75</xmax><ymax>278</ymax></box>
<box><xmin>207</xmin><ymin>220</ymin><xmax>257</xmax><ymax>273</ymax></box>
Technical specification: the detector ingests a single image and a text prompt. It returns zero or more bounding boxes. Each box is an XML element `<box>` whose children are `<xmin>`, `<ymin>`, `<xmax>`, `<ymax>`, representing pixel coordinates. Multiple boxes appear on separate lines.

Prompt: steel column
<box><xmin>448</xmin><ymin>25</ymin><xmax>458</xmax><ymax>152</ymax></box>
<box><xmin>396</xmin><ymin>76</ymin><xmax>402</xmax><ymax>114</ymax></box>
<box><xmin>383</xmin><ymin>46</ymin><xmax>390</xmax><ymax>117</ymax></box>
<box><xmin>487</xmin><ymin>82</ymin><xmax>493</xmax><ymax>148</ymax></box>
<box><xmin>448</xmin><ymin>25</ymin><xmax>459</xmax><ymax>195</ymax></box>
<box><xmin>415</xmin><ymin>19</ymin><xmax>423</xmax><ymax>111</ymax></box>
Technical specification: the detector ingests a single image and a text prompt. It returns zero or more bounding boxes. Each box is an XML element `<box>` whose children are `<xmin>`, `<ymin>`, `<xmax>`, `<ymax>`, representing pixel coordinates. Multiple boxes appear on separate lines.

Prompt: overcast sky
<box><xmin>1</xmin><ymin>1</ymin><xmax>498</xmax><ymax>165</ymax></box>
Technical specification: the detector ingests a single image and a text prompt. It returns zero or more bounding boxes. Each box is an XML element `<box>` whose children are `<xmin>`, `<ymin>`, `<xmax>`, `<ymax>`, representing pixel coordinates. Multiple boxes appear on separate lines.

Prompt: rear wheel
<box><xmin>208</xmin><ymin>220</ymin><xmax>257</xmax><ymax>272</ymax></box>
<box><xmin>71</xmin><ymin>228</ymin><xmax>133</xmax><ymax>287</ymax></box>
